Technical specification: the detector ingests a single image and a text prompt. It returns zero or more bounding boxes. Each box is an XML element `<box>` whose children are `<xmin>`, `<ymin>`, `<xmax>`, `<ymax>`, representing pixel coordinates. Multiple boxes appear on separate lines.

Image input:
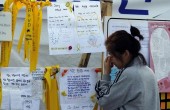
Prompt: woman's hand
<box><xmin>104</xmin><ymin>56</ymin><xmax>113</xmax><ymax>75</ymax></box>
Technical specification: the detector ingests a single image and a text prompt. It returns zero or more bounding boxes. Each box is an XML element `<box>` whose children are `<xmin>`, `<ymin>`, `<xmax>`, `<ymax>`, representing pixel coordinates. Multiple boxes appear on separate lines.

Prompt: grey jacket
<box><xmin>95</xmin><ymin>57</ymin><xmax>160</xmax><ymax>110</ymax></box>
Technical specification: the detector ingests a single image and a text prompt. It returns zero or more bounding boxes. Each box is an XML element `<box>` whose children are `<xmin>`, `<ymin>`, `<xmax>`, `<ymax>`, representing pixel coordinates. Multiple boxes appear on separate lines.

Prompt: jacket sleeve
<box><xmin>95</xmin><ymin>69</ymin><xmax>142</xmax><ymax>110</ymax></box>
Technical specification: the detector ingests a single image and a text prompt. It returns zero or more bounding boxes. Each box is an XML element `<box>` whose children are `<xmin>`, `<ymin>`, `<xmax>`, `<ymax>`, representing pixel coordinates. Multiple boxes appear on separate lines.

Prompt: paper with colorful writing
<box><xmin>0</xmin><ymin>12</ymin><xmax>12</xmax><ymax>41</ymax></box>
<box><xmin>47</xmin><ymin>1</ymin><xmax>104</xmax><ymax>55</ymax></box>
<box><xmin>74</xmin><ymin>2</ymin><xmax>104</xmax><ymax>53</ymax></box>
<box><xmin>149</xmin><ymin>21</ymin><xmax>170</xmax><ymax>92</ymax></box>
<box><xmin>59</xmin><ymin>67</ymin><xmax>98</xmax><ymax>110</ymax></box>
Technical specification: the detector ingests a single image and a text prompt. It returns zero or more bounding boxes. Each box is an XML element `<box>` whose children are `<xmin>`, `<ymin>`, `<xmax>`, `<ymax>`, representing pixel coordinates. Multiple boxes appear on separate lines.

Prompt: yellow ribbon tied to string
<box><xmin>44</xmin><ymin>65</ymin><xmax>60</xmax><ymax>110</ymax></box>
<box><xmin>17</xmin><ymin>0</ymin><xmax>51</xmax><ymax>72</ymax></box>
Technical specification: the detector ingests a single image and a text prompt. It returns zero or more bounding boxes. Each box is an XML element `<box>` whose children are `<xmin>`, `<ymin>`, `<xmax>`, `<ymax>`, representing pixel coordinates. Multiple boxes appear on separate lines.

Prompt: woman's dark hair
<box><xmin>105</xmin><ymin>26</ymin><xmax>147</xmax><ymax>65</ymax></box>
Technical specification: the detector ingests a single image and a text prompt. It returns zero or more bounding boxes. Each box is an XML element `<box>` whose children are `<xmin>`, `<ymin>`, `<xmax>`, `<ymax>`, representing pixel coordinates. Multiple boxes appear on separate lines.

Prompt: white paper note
<box><xmin>47</xmin><ymin>1</ymin><xmax>104</xmax><ymax>55</ymax></box>
<box><xmin>1</xmin><ymin>67</ymin><xmax>32</xmax><ymax>89</ymax></box>
<box><xmin>59</xmin><ymin>67</ymin><xmax>98</xmax><ymax>110</ymax></box>
<box><xmin>31</xmin><ymin>68</ymin><xmax>44</xmax><ymax>98</ymax></box>
<box><xmin>0</xmin><ymin>12</ymin><xmax>12</xmax><ymax>41</ymax></box>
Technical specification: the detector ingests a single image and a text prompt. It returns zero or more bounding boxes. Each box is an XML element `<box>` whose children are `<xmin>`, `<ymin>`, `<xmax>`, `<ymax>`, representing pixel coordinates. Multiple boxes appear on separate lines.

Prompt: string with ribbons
<box><xmin>17</xmin><ymin>0</ymin><xmax>51</xmax><ymax>72</ymax></box>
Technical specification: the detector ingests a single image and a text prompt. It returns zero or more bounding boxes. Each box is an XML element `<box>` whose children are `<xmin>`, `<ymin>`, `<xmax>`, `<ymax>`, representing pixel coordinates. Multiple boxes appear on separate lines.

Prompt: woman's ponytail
<box><xmin>130</xmin><ymin>26</ymin><xmax>144</xmax><ymax>41</ymax></box>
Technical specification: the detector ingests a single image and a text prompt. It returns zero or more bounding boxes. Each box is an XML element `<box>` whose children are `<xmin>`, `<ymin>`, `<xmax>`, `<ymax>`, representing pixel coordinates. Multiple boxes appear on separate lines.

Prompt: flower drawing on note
<box><xmin>88</xmin><ymin>35</ymin><xmax>97</xmax><ymax>47</ymax></box>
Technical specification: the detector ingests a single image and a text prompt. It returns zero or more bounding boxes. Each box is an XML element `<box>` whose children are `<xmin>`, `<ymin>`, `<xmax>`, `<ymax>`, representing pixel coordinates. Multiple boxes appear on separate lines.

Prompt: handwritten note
<box><xmin>47</xmin><ymin>1</ymin><xmax>104</xmax><ymax>55</ymax></box>
<box><xmin>47</xmin><ymin>2</ymin><xmax>76</xmax><ymax>55</ymax></box>
<box><xmin>31</xmin><ymin>68</ymin><xmax>45</xmax><ymax>98</ymax></box>
<box><xmin>32</xmin><ymin>68</ymin><xmax>44</xmax><ymax>80</ymax></box>
<box><xmin>1</xmin><ymin>68</ymin><xmax>32</xmax><ymax>89</ymax></box>
<box><xmin>0</xmin><ymin>12</ymin><xmax>12</xmax><ymax>41</ymax></box>
<box><xmin>59</xmin><ymin>67</ymin><xmax>98</xmax><ymax>110</ymax></box>
<box><xmin>74</xmin><ymin>2</ymin><xmax>101</xmax><ymax>37</ymax></box>
<box><xmin>0</xmin><ymin>67</ymin><xmax>45</xmax><ymax>109</ymax></box>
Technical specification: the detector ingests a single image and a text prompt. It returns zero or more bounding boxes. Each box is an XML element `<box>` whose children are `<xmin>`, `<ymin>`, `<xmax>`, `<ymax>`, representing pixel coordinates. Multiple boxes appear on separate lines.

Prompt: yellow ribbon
<box><xmin>3</xmin><ymin>0</ymin><xmax>13</xmax><ymax>11</ymax></box>
<box><xmin>17</xmin><ymin>0</ymin><xmax>51</xmax><ymax>72</ymax></box>
<box><xmin>12</xmin><ymin>1</ymin><xmax>24</xmax><ymax>37</ymax></box>
<box><xmin>65</xmin><ymin>2</ymin><xmax>73</xmax><ymax>13</ymax></box>
<box><xmin>17</xmin><ymin>20</ymin><xmax>26</xmax><ymax>53</ymax></box>
<box><xmin>44</xmin><ymin>65</ymin><xmax>60</xmax><ymax>110</ymax></box>
<box><xmin>30</xmin><ymin>2</ymin><xmax>45</xmax><ymax>71</ymax></box>
<box><xmin>25</xmin><ymin>3</ymin><xmax>33</xmax><ymax>61</ymax></box>
<box><xmin>30</xmin><ymin>2</ymin><xmax>39</xmax><ymax>71</ymax></box>
<box><xmin>77</xmin><ymin>44</ymin><xmax>81</xmax><ymax>51</ymax></box>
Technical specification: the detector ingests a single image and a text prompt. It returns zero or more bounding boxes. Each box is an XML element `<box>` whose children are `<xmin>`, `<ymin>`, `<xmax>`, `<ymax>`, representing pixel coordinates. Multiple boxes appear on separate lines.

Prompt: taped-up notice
<box><xmin>0</xmin><ymin>67</ymin><xmax>45</xmax><ymax>110</ymax></box>
<box><xmin>47</xmin><ymin>1</ymin><xmax>105</xmax><ymax>55</ymax></box>
<box><xmin>31</xmin><ymin>68</ymin><xmax>45</xmax><ymax>98</ymax></box>
<box><xmin>59</xmin><ymin>67</ymin><xmax>98</xmax><ymax>110</ymax></box>
<box><xmin>1</xmin><ymin>67</ymin><xmax>32</xmax><ymax>110</ymax></box>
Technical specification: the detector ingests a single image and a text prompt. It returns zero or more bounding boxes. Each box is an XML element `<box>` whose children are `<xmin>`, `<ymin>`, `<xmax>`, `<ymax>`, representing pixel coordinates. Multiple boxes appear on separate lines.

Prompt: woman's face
<box><xmin>109</xmin><ymin>54</ymin><xmax>124</xmax><ymax>69</ymax></box>
<box><xmin>109</xmin><ymin>50</ymin><xmax>131</xmax><ymax>69</ymax></box>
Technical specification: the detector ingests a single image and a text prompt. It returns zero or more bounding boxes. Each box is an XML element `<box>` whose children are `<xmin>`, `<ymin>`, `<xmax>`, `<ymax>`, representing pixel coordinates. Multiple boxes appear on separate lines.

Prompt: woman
<box><xmin>95</xmin><ymin>26</ymin><xmax>160</xmax><ymax>110</ymax></box>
